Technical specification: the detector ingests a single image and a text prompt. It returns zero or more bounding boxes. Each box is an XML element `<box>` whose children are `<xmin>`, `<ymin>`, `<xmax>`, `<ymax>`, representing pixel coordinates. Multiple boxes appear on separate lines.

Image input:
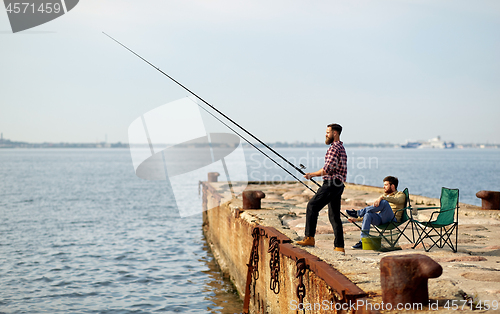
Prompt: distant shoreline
<box><xmin>0</xmin><ymin>141</ymin><xmax>498</xmax><ymax>149</ymax></box>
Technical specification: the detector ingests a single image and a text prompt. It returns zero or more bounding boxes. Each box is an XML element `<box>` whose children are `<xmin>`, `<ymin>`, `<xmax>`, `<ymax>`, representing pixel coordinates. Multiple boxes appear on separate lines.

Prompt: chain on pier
<box><xmin>296</xmin><ymin>258</ymin><xmax>308</xmax><ymax>306</ymax></box>
<box><xmin>268</xmin><ymin>236</ymin><xmax>280</xmax><ymax>294</ymax></box>
<box><xmin>250</xmin><ymin>227</ymin><xmax>264</xmax><ymax>280</ymax></box>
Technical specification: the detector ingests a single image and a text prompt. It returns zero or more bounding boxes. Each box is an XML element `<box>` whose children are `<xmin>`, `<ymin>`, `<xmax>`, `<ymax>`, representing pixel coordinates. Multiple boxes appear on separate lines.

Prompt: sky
<box><xmin>1</xmin><ymin>0</ymin><xmax>499</xmax><ymax>145</ymax></box>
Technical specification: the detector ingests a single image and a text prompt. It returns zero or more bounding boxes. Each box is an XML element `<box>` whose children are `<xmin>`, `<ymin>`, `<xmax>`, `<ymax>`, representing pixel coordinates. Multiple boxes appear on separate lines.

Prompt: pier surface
<box><xmin>202</xmin><ymin>181</ymin><xmax>500</xmax><ymax>313</ymax></box>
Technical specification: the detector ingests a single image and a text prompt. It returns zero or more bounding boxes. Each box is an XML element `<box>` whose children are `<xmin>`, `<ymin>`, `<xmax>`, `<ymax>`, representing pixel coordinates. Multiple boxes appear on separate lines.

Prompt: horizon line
<box><xmin>0</xmin><ymin>139</ymin><xmax>499</xmax><ymax>147</ymax></box>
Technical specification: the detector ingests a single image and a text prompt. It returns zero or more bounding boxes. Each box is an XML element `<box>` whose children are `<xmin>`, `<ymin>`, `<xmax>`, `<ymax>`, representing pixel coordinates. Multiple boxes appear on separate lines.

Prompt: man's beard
<box><xmin>325</xmin><ymin>136</ymin><xmax>334</xmax><ymax>145</ymax></box>
<box><xmin>384</xmin><ymin>187</ymin><xmax>395</xmax><ymax>194</ymax></box>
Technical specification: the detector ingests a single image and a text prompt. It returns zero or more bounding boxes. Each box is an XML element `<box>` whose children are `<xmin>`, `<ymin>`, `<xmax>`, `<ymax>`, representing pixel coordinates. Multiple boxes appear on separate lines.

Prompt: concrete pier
<box><xmin>202</xmin><ymin>181</ymin><xmax>500</xmax><ymax>313</ymax></box>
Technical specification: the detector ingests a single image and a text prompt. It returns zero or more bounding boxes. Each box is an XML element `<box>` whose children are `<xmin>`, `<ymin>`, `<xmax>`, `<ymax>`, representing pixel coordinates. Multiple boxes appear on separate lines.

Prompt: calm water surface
<box><xmin>246</xmin><ymin>147</ymin><xmax>500</xmax><ymax>206</ymax></box>
<box><xmin>0</xmin><ymin>149</ymin><xmax>242</xmax><ymax>314</ymax></box>
<box><xmin>1</xmin><ymin>147</ymin><xmax>499</xmax><ymax>313</ymax></box>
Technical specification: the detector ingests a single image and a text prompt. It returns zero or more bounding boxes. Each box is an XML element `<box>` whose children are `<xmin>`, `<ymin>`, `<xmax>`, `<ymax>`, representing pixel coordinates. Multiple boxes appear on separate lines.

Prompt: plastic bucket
<box><xmin>362</xmin><ymin>237</ymin><xmax>381</xmax><ymax>250</ymax></box>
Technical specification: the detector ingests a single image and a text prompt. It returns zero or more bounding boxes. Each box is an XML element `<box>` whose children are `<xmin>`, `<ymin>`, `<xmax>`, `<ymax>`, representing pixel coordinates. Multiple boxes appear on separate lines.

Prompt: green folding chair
<box><xmin>370</xmin><ymin>188</ymin><xmax>415</xmax><ymax>249</ymax></box>
<box><xmin>412</xmin><ymin>187</ymin><xmax>459</xmax><ymax>252</ymax></box>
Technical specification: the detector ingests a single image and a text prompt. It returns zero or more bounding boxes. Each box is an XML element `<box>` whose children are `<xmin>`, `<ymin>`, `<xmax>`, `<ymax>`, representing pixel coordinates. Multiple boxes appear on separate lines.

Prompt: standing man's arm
<box><xmin>306</xmin><ymin>143</ymin><xmax>337</xmax><ymax>180</ymax></box>
<box><xmin>304</xmin><ymin>169</ymin><xmax>325</xmax><ymax>180</ymax></box>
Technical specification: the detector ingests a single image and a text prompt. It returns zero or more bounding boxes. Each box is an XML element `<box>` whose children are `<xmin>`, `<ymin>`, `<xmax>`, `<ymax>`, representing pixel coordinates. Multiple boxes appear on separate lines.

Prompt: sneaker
<box><xmin>346</xmin><ymin>209</ymin><xmax>358</xmax><ymax>218</ymax></box>
<box><xmin>352</xmin><ymin>241</ymin><xmax>363</xmax><ymax>249</ymax></box>
<box><xmin>334</xmin><ymin>247</ymin><xmax>345</xmax><ymax>253</ymax></box>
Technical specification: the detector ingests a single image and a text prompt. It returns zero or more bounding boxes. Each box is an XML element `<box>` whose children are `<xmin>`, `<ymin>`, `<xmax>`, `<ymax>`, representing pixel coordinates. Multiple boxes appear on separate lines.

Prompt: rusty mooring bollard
<box><xmin>242</xmin><ymin>191</ymin><xmax>266</xmax><ymax>209</ymax></box>
<box><xmin>207</xmin><ymin>172</ymin><xmax>220</xmax><ymax>182</ymax></box>
<box><xmin>476</xmin><ymin>190</ymin><xmax>500</xmax><ymax>210</ymax></box>
<box><xmin>380</xmin><ymin>254</ymin><xmax>442</xmax><ymax>306</ymax></box>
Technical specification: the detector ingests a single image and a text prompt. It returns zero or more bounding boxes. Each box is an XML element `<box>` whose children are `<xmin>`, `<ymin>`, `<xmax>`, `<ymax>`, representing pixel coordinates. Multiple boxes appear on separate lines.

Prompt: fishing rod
<box><xmin>102</xmin><ymin>32</ymin><xmax>321</xmax><ymax>191</ymax></box>
<box><xmin>193</xmin><ymin>95</ymin><xmax>356</xmax><ymax>222</ymax></box>
<box><xmin>187</xmin><ymin>97</ymin><xmax>316</xmax><ymax>194</ymax></box>
<box><xmin>103</xmin><ymin>33</ymin><xmax>362</xmax><ymax>225</ymax></box>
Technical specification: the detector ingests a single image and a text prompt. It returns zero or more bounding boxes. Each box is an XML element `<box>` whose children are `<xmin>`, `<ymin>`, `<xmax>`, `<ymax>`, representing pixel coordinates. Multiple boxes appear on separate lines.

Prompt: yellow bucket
<box><xmin>362</xmin><ymin>237</ymin><xmax>381</xmax><ymax>250</ymax></box>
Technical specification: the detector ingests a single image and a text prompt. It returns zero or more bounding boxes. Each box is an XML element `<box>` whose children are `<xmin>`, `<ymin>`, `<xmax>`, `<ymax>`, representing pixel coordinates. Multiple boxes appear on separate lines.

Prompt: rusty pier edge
<box><xmin>201</xmin><ymin>182</ymin><xmax>376</xmax><ymax>314</ymax></box>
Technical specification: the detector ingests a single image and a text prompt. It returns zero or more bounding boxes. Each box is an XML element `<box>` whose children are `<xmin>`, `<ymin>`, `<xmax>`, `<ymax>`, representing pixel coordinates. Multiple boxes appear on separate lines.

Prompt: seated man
<box><xmin>346</xmin><ymin>176</ymin><xmax>405</xmax><ymax>249</ymax></box>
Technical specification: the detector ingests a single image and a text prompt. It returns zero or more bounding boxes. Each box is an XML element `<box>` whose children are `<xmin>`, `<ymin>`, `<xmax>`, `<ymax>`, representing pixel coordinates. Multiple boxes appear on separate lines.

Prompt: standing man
<box><xmin>346</xmin><ymin>176</ymin><xmax>405</xmax><ymax>249</ymax></box>
<box><xmin>297</xmin><ymin>123</ymin><xmax>347</xmax><ymax>252</ymax></box>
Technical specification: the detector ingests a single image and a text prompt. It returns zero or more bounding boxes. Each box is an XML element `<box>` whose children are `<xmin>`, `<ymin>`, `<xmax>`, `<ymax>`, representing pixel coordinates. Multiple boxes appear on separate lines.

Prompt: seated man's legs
<box><xmin>358</xmin><ymin>200</ymin><xmax>395</xmax><ymax>238</ymax></box>
<box><xmin>358</xmin><ymin>200</ymin><xmax>393</xmax><ymax>217</ymax></box>
<box><xmin>361</xmin><ymin>212</ymin><xmax>382</xmax><ymax>238</ymax></box>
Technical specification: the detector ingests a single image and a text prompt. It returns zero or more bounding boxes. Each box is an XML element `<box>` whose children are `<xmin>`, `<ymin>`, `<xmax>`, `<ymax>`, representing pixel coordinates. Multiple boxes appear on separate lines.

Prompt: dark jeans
<box><xmin>304</xmin><ymin>179</ymin><xmax>345</xmax><ymax>248</ymax></box>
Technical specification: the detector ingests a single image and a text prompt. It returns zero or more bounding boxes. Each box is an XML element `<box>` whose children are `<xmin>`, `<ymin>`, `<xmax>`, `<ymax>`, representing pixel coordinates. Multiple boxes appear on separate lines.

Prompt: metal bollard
<box><xmin>207</xmin><ymin>172</ymin><xmax>220</xmax><ymax>182</ymax></box>
<box><xmin>242</xmin><ymin>191</ymin><xmax>266</xmax><ymax>209</ymax></box>
<box><xmin>476</xmin><ymin>190</ymin><xmax>500</xmax><ymax>210</ymax></box>
<box><xmin>380</xmin><ymin>254</ymin><xmax>442</xmax><ymax>306</ymax></box>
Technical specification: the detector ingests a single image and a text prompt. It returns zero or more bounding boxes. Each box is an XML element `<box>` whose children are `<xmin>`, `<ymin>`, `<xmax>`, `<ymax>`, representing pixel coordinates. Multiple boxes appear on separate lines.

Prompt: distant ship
<box><xmin>401</xmin><ymin>141</ymin><xmax>422</xmax><ymax>149</ymax></box>
<box><xmin>401</xmin><ymin>136</ymin><xmax>455</xmax><ymax>149</ymax></box>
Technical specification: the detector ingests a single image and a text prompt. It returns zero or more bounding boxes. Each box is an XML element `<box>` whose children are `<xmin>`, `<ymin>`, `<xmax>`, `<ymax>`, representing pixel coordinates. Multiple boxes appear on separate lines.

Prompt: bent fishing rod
<box><xmin>187</xmin><ymin>97</ymin><xmax>314</xmax><ymax>193</ymax></box>
<box><xmin>103</xmin><ymin>32</ymin><xmax>321</xmax><ymax>192</ymax></box>
<box><xmin>193</xmin><ymin>100</ymin><xmax>357</xmax><ymax>222</ymax></box>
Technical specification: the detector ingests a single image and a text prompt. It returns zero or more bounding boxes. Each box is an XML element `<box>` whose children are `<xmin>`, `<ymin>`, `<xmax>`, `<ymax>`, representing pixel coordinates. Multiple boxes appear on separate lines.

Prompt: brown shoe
<box><xmin>334</xmin><ymin>247</ymin><xmax>345</xmax><ymax>253</ymax></box>
<box><xmin>296</xmin><ymin>236</ymin><xmax>315</xmax><ymax>247</ymax></box>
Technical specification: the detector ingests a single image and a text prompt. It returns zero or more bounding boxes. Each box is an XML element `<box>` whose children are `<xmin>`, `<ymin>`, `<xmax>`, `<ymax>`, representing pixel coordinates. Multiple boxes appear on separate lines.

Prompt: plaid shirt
<box><xmin>322</xmin><ymin>141</ymin><xmax>347</xmax><ymax>182</ymax></box>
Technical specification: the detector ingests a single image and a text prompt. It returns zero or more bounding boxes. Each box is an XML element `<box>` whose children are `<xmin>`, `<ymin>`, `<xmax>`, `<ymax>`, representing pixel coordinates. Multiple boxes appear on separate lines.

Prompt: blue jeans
<box><xmin>358</xmin><ymin>200</ymin><xmax>396</xmax><ymax>238</ymax></box>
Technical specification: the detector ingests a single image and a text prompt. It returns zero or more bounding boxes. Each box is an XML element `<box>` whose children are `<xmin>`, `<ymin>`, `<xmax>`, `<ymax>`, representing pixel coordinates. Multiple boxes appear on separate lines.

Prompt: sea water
<box><xmin>0</xmin><ymin>149</ymin><xmax>242</xmax><ymax>314</ymax></box>
<box><xmin>1</xmin><ymin>147</ymin><xmax>499</xmax><ymax>313</ymax></box>
<box><xmin>246</xmin><ymin>147</ymin><xmax>500</xmax><ymax>206</ymax></box>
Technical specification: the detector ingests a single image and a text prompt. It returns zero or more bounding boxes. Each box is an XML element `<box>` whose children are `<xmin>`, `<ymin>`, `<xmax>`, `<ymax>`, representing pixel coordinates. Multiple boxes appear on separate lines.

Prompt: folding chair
<box><xmin>412</xmin><ymin>187</ymin><xmax>459</xmax><ymax>252</ymax></box>
<box><xmin>370</xmin><ymin>188</ymin><xmax>415</xmax><ymax>249</ymax></box>
<box><xmin>349</xmin><ymin>188</ymin><xmax>414</xmax><ymax>250</ymax></box>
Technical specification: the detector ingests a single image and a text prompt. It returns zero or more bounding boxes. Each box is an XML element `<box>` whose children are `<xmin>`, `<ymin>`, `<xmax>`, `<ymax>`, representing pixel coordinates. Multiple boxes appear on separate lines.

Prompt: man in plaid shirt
<box><xmin>297</xmin><ymin>123</ymin><xmax>347</xmax><ymax>252</ymax></box>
